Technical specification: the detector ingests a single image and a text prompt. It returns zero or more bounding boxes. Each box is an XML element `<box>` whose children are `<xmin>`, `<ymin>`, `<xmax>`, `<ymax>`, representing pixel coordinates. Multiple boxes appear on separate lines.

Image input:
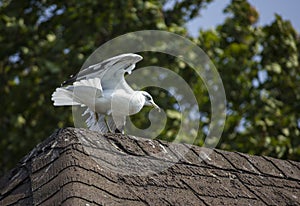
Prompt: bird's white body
<box><xmin>51</xmin><ymin>53</ymin><xmax>159</xmax><ymax>133</ymax></box>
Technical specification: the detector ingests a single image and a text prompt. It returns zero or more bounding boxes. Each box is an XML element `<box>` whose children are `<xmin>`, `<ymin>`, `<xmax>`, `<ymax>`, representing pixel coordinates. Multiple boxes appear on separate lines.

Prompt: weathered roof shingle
<box><xmin>0</xmin><ymin>128</ymin><xmax>299</xmax><ymax>205</ymax></box>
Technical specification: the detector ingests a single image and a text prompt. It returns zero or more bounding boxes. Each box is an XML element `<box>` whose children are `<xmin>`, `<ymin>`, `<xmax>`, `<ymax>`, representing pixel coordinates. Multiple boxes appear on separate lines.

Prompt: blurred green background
<box><xmin>1</xmin><ymin>0</ymin><xmax>299</xmax><ymax>175</ymax></box>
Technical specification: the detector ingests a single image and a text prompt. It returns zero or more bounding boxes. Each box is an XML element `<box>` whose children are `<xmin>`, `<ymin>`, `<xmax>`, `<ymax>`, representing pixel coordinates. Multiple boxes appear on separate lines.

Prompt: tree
<box><xmin>0</xmin><ymin>0</ymin><xmax>212</xmax><ymax>175</ymax></box>
<box><xmin>0</xmin><ymin>0</ymin><xmax>299</xmax><ymax>175</ymax></box>
<box><xmin>198</xmin><ymin>0</ymin><xmax>300</xmax><ymax>158</ymax></box>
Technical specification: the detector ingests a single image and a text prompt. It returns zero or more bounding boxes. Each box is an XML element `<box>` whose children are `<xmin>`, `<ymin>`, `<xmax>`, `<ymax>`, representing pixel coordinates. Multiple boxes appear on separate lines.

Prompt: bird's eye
<box><xmin>145</xmin><ymin>95</ymin><xmax>151</xmax><ymax>101</ymax></box>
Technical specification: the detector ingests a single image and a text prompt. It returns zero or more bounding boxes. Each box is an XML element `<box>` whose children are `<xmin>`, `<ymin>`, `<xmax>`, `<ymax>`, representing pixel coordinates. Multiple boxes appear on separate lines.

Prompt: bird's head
<box><xmin>141</xmin><ymin>91</ymin><xmax>160</xmax><ymax>112</ymax></box>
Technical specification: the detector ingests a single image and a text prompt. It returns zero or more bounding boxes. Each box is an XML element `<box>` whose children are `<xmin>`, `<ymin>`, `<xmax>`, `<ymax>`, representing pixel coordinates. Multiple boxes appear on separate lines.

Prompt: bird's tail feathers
<box><xmin>51</xmin><ymin>88</ymin><xmax>81</xmax><ymax>106</ymax></box>
<box><xmin>52</xmin><ymin>77</ymin><xmax>102</xmax><ymax>107</ymax></box>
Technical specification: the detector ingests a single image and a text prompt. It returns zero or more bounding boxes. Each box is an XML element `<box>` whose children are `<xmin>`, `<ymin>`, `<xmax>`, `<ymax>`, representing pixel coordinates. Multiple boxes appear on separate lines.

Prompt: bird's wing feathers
<box><xmin>62</xmin><ymin>53</ymin><xmax>142</xmax><ymax>93</ymax></box>
<box><xmin>83</xmin><ymin>108</ymin><xmax>117</xmax><ymax>133</ymax></box>
<box><xmin>73</xmin><ymin>77</ymin><xmax>102</xmax><ymax>89</ymax></box>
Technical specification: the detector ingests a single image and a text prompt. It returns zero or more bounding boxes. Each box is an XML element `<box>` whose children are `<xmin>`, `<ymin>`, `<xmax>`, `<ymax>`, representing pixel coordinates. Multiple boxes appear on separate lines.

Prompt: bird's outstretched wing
<box><xmin>62</xmin><ymin>53</ymin><xmax>142</xmax><ymax>93</ymax></box>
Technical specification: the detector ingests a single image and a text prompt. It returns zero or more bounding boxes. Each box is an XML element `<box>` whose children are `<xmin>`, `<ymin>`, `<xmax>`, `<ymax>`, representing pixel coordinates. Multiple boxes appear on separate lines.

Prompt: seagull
<box><xmin>51</xmin><ymin>53</ymin><xmax>160</xmax><ymax>133</ymax></box>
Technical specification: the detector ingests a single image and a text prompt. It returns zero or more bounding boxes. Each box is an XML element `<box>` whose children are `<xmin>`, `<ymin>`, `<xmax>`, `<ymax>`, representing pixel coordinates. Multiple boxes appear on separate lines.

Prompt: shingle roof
<box><xmin>0</xmin><ymin>128</ymin><xmax>299</xmax><ymax>205</ymax></box>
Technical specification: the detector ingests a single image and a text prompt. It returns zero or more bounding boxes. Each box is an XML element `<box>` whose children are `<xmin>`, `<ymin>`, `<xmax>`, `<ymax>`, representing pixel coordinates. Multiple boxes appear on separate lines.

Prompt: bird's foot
<box><xmin>115</xmin><ymin>128</ymin><xmax>124</xmax><ymax>134</ymax></box>
<box><xmin>104</xmin><ymin>116</ymin><xmax>113</xmax><ymax>133</ymax></box>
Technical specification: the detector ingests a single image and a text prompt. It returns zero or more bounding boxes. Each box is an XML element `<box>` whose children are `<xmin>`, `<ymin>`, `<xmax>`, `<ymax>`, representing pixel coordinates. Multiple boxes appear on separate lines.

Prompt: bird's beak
<box><xmin>151</xmin><ymin>101</ymin><xmax>161</xmax><ymax>112</ymax></box>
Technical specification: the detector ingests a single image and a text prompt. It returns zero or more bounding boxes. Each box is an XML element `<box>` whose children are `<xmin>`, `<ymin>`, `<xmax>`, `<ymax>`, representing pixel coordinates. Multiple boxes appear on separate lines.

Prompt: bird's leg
<box><xmin>114</xmin><ymin>116</ymin><xmax>125</xmax><ymax>134</ymax></box>
<box><xmin>94</xmin><ymin>112</ymin><xmax>99</xmax><ymax>122</ymax></box>
<box><xmin>104</xmin><ymin>115</ymin><xmax>113</xmax><ymax>133</ymax></box>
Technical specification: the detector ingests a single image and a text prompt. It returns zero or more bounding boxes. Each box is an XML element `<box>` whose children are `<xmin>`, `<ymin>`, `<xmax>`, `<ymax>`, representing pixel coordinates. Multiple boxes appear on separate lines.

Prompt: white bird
<box><xmin>51</xmin><ymin>53</ymin><xmax>160</xmax><ymax>133</ymax></box>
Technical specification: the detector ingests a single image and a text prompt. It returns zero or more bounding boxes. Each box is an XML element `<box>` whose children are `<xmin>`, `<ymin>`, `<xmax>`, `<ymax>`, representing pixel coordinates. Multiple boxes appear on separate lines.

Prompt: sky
<box><xmin>186</xmin><ymin>0</ymin><xmax>300</xmax><ymax>37</ymax></box>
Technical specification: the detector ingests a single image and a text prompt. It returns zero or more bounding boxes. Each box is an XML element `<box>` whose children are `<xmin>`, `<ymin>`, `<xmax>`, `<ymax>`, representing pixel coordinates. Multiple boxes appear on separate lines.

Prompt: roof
<box><xmin>0</xmin><ymin>127</ymin><xmax>299</xmax><ymax>205</ymax></box>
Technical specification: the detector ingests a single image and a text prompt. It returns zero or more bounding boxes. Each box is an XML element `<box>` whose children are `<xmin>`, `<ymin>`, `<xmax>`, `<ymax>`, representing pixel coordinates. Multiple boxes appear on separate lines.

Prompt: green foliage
<box><xmin>0</xmin><ymin>0</ymin><xmax>211</xmax><ymax>175</ymax></box>
<box><xmin>198</xmin><ymin>0</ymin><xmax>300</xmax><ymax>159</ymax></box>
<box><xmin>1</xmin><ymin>0</ymin><xmax>299</xmax><ymax>175</ymax></box>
